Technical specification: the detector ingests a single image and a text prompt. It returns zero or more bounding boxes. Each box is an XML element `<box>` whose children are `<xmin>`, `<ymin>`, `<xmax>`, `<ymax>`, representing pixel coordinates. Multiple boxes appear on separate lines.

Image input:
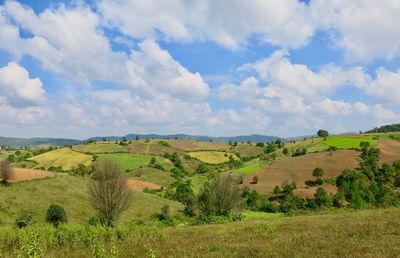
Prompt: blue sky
<box><xmin>0</xmin><ymin>0</ymin><xmax>399</xmax><ymax>139</ymax></box>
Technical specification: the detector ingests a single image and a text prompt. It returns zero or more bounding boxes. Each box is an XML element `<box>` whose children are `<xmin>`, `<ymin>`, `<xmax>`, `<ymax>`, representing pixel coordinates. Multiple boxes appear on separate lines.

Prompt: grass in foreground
<box><xmin>0</xmin><ymin>208</ymin><xmax>399</xmax><ymax>257</ymax></box>
<box><xmin>27</xmin><ymin>148</ymin><xmax>92</xmax><ymax>170</ymax></box>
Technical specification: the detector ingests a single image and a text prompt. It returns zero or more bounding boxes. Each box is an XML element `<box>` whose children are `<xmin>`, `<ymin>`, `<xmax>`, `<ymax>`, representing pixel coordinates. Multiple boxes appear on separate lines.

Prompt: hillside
<box><xmin>0</xmin><ymin>137</ymin><xmax>82</xmax><ymax>148</ymax></box>
<box><xmin>365</xmin><ymin>123</ymin><xmax>400</xmax><ymax>133</ymax></box>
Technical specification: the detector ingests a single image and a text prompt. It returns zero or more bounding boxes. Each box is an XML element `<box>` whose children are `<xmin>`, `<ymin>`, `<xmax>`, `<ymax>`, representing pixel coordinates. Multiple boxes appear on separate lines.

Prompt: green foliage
<box><xmin>317</xmin><ymin>129</ymin><xmax>329</xmax><ymax>138</ymax></box>
<box><xmin>45</xmin><ymin>204</ymin><xmax>67</xmax><ymax>227</ymax></box>
<box><xmin>195</xmin><ymin>163</ymin><xmax>209</xmax><ymax>174</ymax></box>
<box><xmin>314</xmin><ymin>187</ymin><xmax>332</xmax><ymax>207</ymax></box>
<box><xmin>264</xmin><ymin>144</ymin><xmax>276</xmax><ymax>154</ymax></box>
<box><xmin>312</xmin><ymin>167</ymin><xmax>324</xmax><ymax>179</ymax></box>
<box><xmin>283</xmin><ymin>147</ymin><xmax>289</xmax><ymax>155</ymax></box>
<box><xmin>292</xmin><ymin>148</ymin><xmax>307</xmax><ymax>157</ymax></box>
<box><xmin>15</xmin><ymin>211</ymin><xmax>34</xmax><ymax>229</ymax></box>
<box><xmin>197</xmin><ymin>174</ymin><xmax>241</xmax><ymax>217</ymax></box>
<box><xmin>365</xmin><ymin>123</ymin><xmax>400</xmax><ymax>133</ymax></box>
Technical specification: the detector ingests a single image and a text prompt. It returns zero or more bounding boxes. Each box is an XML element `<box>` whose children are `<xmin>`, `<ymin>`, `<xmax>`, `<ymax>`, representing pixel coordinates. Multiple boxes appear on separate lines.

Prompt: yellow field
<box><xmin>28</xmin><ymin>148</ymin><xmax>92</xmax><ymax>170</ymax></box>
<box><xmin>188</xmin><ymin>151</ymin><xmax>239</xmax><ymax>164</ymax></box>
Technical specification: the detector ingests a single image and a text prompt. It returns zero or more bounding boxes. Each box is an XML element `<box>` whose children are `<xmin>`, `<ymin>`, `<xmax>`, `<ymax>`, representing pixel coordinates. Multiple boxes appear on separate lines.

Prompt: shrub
<box><xmin>46</xmin><ymin>204</ymin><xmax>67</xmax><ymax>227</ymax></box>
<box><xmin>197</xmin><ymin>173</ymin><xmax>241</xmax><ymax>217</ymax></box>
<box><xmin>252</xmin><ymin>175</ymin><xmax>259</xmax><ymax>184</ymax></box>
<box><xmin>0</xmin><ymin>159</ymin><xmax>14</xmax><ymax>186</ymax></box>
<box><xmin>196</xmin><ymin>163</ymin><xmax>209</xmax><ymax>174</ymax></box>
<box><xmin>15</xmin><ymin>212</ymin><xmax>33</xmax><ymax>229</ymax></box>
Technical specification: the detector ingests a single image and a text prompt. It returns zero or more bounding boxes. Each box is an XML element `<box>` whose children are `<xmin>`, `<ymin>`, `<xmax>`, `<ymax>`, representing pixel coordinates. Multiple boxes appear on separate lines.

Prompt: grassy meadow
<box><xmin>96</xmin><ymin>153</ymin><xmax>173</xmax><ymax>171</ymax></box>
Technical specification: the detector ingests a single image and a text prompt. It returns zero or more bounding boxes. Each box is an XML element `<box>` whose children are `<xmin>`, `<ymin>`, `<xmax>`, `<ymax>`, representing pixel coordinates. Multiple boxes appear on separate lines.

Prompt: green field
<box><xmin>97</xmin><ymin>153</ymin><xmax>174</xmax><ymax>171</ymax></box>
<box><xmin>73</xmin><ymin>142</ymin><xmax>129</xmax><ymax>154</ymax></box>
<box><xmin>0</xmin><ymin>175</ymin><xmax>182</xmax><ymax>226</ymax></box>
<box><xmin>130</xmin><ymin>167</ymin><xmax>175</xmax><ymax>187</ymax></box>
<box><xmin>188</xmin><ymin>151</ymin><xmax>239</xmax><ymax>164</ymax></box>
<box><xmin>324</xmin><ymin>136</ymin><xmax>377</xmax><ymax>149</ymax></box>
<box><xmin>234</xmin><ymin>162</ymin><xmax>262</xmax><ymax>175</ymax></box>
<box><xmin>233</xmin><ymin>144</ymin><xmax>264</xmax><ymax>157</ymax></box>
<box><xmin>27</xmin><ymin>148</ymin><xmax>93</xmax><ymax>170</ymax></box>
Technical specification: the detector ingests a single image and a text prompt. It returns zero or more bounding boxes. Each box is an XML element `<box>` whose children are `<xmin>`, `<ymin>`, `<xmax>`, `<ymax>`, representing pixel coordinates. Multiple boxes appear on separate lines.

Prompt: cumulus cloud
<box><xmin>126</xmin><ymin>40</ymin><xmax>209</xmax><ymax>99</ymax></box>
<box><xmin>98</xmin><ymin>0</ymin><xmax>314</xmax><ymax>49</ymax></box>
<box><xmin>311</xmin><ymin>0</ymin><xmax>400</xmax><ymax>62</ymax></box>
<box><xmin>3</xmin><ymin>1</ymin><xmax>127</xmax><ymax>84</ymax></box>
<box><xmin>0</xmin><ymin>62</ymin><xmax>45</xmax><ymax>106</ymax></box>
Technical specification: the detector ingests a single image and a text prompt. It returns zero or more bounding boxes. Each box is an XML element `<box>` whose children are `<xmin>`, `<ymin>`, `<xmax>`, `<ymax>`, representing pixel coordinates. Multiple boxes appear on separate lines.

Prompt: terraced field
<box><xmin>27</xmin><ymin>148</ymin><xmax>92</xmax><ymax>170</ymax></box>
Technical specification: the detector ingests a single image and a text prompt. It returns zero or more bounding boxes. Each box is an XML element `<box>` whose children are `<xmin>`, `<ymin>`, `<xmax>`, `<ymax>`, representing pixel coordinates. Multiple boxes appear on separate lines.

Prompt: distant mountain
<box><xmin>365</xmin><ymin>124</ymin><xmax>400</xmax><ymax>133</ymax></box>
<box><xmin>90</xmin><ymin>134</ymin><xmax>282</xmax><ymax>143</ymax></box>
<box><xmin>0</xmin><ymin>133</ymin><xmax>283</xmax><ymax>148</ymax></box>
<box><xmin>0</xmin><ymin>137</ymin><xmax>82</xmax><ymax>148</ymax></box>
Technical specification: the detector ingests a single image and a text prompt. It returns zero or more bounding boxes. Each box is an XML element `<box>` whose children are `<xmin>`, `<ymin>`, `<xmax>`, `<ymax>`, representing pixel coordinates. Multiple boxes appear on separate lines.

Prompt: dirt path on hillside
<box><xmin>145</xmin><ymin>143</ymin><xmax>150</xmax><ymax>154</ymax></box>
<box><xmin>126</xmin><ymin>179</ymin><xmax>161</xmax><ymax>191</ymax></box>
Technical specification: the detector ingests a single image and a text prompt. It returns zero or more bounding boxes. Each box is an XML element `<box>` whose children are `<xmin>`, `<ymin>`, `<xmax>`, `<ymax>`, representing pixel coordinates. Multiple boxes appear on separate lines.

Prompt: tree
<box><xmin>255</xmin><ymin>142</ymin><xmax>265</xmax><ymax>147</ymax></box>
<box><xmin>88</xmin><ymin>160</ymin><xmax>132</xmax><ymax>227</ymax></box>
<box><xmin>46</xmin><ymin>204</ymin><xmax>67</xmax><ymax>227</ymax></box>
<box><xmin>317</xmin><ymin>129</ymin><xmax>329</xmax><ymax>138</ymax></box>
<box><xmin>0</xmin><ymin>160</ymin><xmax>14</xmax><ymax>186</ymax></box>
<box><xmin>135</xmin><ymin>135</ymin><xmax>139</xmax><ymax>141</ymax></box>
<box><xmin>283</xmin><ymin>148</ymin><xmax>289</xmax><ymax>156</ymax></box>
<box><xmin>196</xmin><ymin>163</ymin><xmax>208</xmax><ymax>174</ymax></box>
<box><xmin>314</xmin><ymin>187</ymin><xmax>332</xmax><ymax>207</ymax></box>
<box><xmin>312</xmin><ymin>167</ymin><xmax>324</xmax><ymax>179</ymax></box>
<box><xmin>197</xmin><ymin>173</ymin><xmax>241</xmax><ymax>216</ymax></box>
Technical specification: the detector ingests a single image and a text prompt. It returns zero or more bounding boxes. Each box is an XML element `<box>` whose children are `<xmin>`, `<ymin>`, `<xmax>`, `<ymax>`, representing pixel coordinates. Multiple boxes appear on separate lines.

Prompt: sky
<box><xmin>0</xmin><ymin>0</ymin><xmax>399</xmax><ymax>139</ymax></box>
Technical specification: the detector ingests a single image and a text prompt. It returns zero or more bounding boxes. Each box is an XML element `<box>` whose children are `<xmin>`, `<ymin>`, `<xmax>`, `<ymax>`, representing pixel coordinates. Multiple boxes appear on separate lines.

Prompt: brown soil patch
<box><xmin>127</xmin><ymin>179</ymin><xmax>161</xmax><ymax>192</ymax></box>
<box><xmin>378</xmin><ymin>140</ymin><xmax>400</xmax><ymax>164</ymax></box>
<box><xmin>246</xmin><ymin>150</ymin><xmax>359</xmax><ymax>194</ymax></box>
<box><xmin>6</xmin><ymin>168</ymin><xmax>55</xmax><ymax>182</ymax></box>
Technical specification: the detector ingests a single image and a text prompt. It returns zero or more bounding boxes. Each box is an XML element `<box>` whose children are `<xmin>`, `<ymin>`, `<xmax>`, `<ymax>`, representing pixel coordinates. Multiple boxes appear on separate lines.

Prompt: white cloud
<box><xmin>98</xmin><ymin>0</ymin><xmax>314</xmax><ymax>49</ymax></box>
<box><xmin>127</xmin><ymin>40</ymin><xmax>209</xmax><ymax>99</ymax></box>
<box><xmin>311</xmin><ymin>0</ymin><xmax>400</xmax><ymax>61</ymax></box>
<box><xmin>0</xmin><ymin>62</ymin><xmax>45</xmax><ymax>106</ymax></box>
<box><xmin>3</xmin><ymin>1</ymin><xmax>127</xmax><ymax>84</ymax></box>
<box><xmin>363</xmin><ymin>68</ymin><xmax>400</xmax><ymax>104</ymax></box>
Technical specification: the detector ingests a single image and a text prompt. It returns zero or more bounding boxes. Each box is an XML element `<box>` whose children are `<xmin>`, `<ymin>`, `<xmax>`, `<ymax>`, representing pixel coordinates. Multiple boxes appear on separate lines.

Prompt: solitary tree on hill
<box><xmin>88</xmin><ymin>160</ymin><xmax>132</xmax><ymax>227</ymax></box>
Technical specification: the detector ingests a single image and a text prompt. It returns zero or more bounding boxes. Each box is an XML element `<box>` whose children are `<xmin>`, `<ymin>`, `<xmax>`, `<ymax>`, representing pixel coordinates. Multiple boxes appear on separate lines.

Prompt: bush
<box><xmin>0</xmin><ymin>159</ymin><xmax>14</xmax><ymax>186</ymax></box>
<box><xmin>197</xmin><ymin>173</ymin><xmax>241</xmax><ymax>217</ymax></box>
<box><xmin>252</xmin><ymin>175</ymin><xmax>259</xmax><ymax>184</ymax></box>
<box><xmin>46</xmin><ymin>204</ymin><xmax>67</xmax><ymax>227</ymax></box>
<box><xmin>15</xmin><ymin>212</ymin><xmax>33</xmax><ymax>229</ymax></box>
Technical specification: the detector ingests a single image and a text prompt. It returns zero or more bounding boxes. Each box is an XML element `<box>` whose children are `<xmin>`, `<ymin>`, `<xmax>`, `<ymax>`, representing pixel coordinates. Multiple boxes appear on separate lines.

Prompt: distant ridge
<box><xmin>0</xmin><ymin>134</ymin><xmax>282</xmax><ymax>148</ymax></box>
<box><xmin>90</xmin><ymin>134</ymin><xmax>283</xmax><ymax>143</ymax></box>
<box><xmin>0</xmin><ymin>136</ymin><xmax>82</xmax><ymax>148</ymax></box>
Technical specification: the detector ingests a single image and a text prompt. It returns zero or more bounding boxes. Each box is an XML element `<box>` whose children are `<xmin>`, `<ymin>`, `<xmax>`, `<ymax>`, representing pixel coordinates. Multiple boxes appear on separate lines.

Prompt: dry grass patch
<box><xmin>188</xmin><ymin>151</ymin><xmax>239</xmax><ymax>164</ymax></box>
<box><xmin>28</xmin><ymin>148</ymin><xmax>92</xmax><ymax>170</ymax></box>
